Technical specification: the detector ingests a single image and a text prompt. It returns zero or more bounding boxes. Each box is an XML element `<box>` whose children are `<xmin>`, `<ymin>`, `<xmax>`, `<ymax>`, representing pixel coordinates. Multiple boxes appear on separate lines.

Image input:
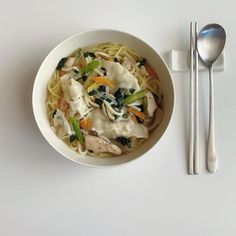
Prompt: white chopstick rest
<box><xmin>189</xmin><ymin>22</ymin><xmax>199</xmax><ymax>175</ymax></box>
<box><xmin>168</xmin><ymin>50</ymin><xmax>225</xmax><ymax>72</ymax></box>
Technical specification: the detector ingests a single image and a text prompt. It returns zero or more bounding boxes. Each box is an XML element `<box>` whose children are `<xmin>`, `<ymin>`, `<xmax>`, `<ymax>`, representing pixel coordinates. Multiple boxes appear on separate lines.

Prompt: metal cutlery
<box><xmin>189</xmin><ymin>22</ymin><xmax>226</xmax><ymax>174</ymax></box>
<box><xmin>197</xmin><ymin>24</ymin><xmax>226</xmax><ymax>173</ymax></box>
<box><xmin>189</xmin><ymin>22</ymin><xmax>199</xmax><ymax>175</ymax></box>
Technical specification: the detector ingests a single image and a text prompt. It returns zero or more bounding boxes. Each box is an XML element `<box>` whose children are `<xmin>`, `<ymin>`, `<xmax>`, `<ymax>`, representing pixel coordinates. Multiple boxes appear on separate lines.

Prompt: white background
<box><xmin>1</xmin><ymin>0</ymin><xmax>236</xmax><ymax>235</ymax></box>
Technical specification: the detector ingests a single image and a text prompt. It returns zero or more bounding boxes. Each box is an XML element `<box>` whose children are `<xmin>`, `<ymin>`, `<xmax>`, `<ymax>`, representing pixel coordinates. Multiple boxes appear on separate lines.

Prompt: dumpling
<box><xmin>102</xmin><ymin>60</ymin><xmax>140</xmax><ymax>92</ymax></box>
<box><xmin>61</xmin><ymin>78</ymin><xmax>89</xmax><ymax>117</ymax></box>
<box><xmin>89</xmin><ymin>109</ymin><xmax>148</xmax><ymax>139</ymax></box>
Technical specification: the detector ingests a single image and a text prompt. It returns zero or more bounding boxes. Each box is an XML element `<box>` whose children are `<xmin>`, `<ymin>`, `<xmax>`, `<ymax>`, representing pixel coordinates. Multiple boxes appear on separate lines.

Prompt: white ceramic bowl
<box><xmin>32</xmin><ymin>29</ymin><xmax>174</xmax><ymax>167</ymax></box>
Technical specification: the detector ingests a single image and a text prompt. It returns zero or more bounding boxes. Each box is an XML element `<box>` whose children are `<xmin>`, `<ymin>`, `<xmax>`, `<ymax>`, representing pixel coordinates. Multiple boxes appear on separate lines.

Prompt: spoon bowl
<box><xmin>197</xmin><ymin>24</ymin><xmax>226</xmax><ymax>67</ymax></box>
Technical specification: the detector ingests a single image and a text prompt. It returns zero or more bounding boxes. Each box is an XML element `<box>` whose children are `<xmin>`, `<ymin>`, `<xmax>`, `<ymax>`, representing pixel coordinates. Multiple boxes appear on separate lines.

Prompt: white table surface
<box><xmin>1</xmin><ymin>0</ymin><xmax>236</xmax><ymax>235</ymax></box>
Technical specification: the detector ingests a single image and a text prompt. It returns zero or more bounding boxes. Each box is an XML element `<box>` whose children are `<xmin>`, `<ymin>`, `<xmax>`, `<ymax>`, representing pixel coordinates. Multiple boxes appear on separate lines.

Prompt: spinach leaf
<box><xmin>84</xmin><ymin>52</ymin><xmax>96</xmax><ymax>58</ymax></box>
<box><xmin>88</xmin><ymin>90</ymin><xmax>97</xmax><ymax>96</ymax></box>
<box><xmin>94</xmin><ymin>98</ymin><xmax>104</xmax><ymax>106</ymax></box>
<box><xmin>52</xmin><ymin>109</ymin><xmax>57</xmax><ymax>118</ymax></box>
<box><xmin>73</xmin><ymin>69</ymin><xmax>80</xmax><ymax>74</ymax></box>
<box><xmin>98</xmin><ymin>85</ymin><xmax>106</xmax><ymax>93</ymax></box>
<box><xmin>101</xmin><ymin>67</ymin><xmax>107</xmax><ymax>75</ymax></box>
<box><xmin>70</xmin><ymin>134</ymin><xmax>78</xmax><ymax>143</ymax></box>
<box><xmin>137</xmin><ymin>104</ymin><xmax>144</xmax><ymax>112</ymax></box>
<box><xmin>130</xmin><ymin>88</ymin><xmax>135</xmax><ymax>94</ymax></box>
<box><xmin>114</xmin><ymin>88</ymin><xmax>125</xmax><ymax>108</ymax></box>
<box><xmin>76</xmin><ymin>75</ymin><xmax>88</xmax><ymax>82</ymax></box>
<box><xmin>116</xmin><ymin>137</ymin><xmax>131</xmax><ymax>148</ymax></box>
<box><xmin>138</xmin><ymin>58</ymin><xmax>147</xmax><ymax>68</ymax></box>
<box><xmin>122</xmin><ymin>113</ymin><xmax>129</xmax><ymax>119</ymax></box>
<box><xmin>104</xmin><ymin>97</ymin><xmax>112</xmax><ymax>103</ymax></box>
<box><xmin>56</xmin><ymin>57</ymin><xmax>68</xmax><ymax>70</ymax></box>
<box><xmin>81</xmin><ymin>75</ymin><xmax>88</xmax><ymax>81</ymax></box>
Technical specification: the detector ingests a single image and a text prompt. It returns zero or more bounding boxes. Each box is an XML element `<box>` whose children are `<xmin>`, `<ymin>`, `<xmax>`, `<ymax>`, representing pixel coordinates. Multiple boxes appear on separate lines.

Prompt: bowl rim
<box><xmin>32</xmin><ymin>28</ymin><xmax>175</xmax><ymax>168</ymax></box>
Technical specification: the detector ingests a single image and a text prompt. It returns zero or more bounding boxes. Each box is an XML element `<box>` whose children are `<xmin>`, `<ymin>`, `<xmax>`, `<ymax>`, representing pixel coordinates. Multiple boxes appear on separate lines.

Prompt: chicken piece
<box><xmin>64</xmin><ymin>57</ymin><xmax>75</xmax><ymax>67</ymax></box>
<box><xmin>85</xmin><ymin>135</ymin><xmax>121</xmax><ymax>155</ymax></box>
<box><xmin>53</xmin><ymin>109</ymin><xmax>72</xmax><ymax>136</ymax></box>
<box><xmin>122</xmin><ymin>57</ymin><xmax>132</xmax><ymax>70</ymax></box>
<box><xmin>62</xmin><ymin>57</ymin><xmax>75</xmax><ymax>72</ymax></box>
<box><xmin>146</xmin><ymin>92</ymin><xmax>157</xmax><ymax>117</ymax></box>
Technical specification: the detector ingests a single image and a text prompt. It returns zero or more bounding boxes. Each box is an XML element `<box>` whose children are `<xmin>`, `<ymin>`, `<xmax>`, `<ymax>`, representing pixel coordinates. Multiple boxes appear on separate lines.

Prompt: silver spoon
<box><xmin>197</xmin><ymin>24</ymin><xmax>226</xmax><ymax>173</ymax></box>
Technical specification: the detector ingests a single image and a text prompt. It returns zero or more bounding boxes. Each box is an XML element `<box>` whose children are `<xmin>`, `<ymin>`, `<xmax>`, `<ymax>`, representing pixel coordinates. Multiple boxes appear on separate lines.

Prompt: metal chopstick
<box><xmin>194</xmin><ymin>22</ymin><xmax>199</xmax><ymax>174</ymax></box>
<box><xmin>189</xmin><ymin>22</ymin><xmax>199</xmax><ymax>175</ymax></box>
<box><xmin>189</xmin><ymin>22</ymin><xmax>194</xmax><ymax>175</ymax></box>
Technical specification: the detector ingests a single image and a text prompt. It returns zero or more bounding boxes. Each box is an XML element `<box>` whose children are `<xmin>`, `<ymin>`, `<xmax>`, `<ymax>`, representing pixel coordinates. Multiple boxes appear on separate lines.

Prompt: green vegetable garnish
<box><xmin>124</xmin><ymin>89</ymin><xmax>149</xmax><ymax>105</ymax></box>
<box><xmin>70</xmin><ymin>117</ymin><xmax>84</xmax><ymax>144</ymax></box>
<box><xmin>56</xmin><ymin>57</ymin><xmax>68</xmax><ymax>70</ymax></box>
<box><xmin>75</xmin><ymin>48</ymin><xmax>82</xmax><ymax>62</ymax></box>
<box><xmin>81</xmin><ymin>60</ymin><xmax>101</xmax><ymax>74</ymax></box>
<box><xmin>143</xmin><ymin>97</ymin><xmax>148</xmax><ymax>111</ymax></box>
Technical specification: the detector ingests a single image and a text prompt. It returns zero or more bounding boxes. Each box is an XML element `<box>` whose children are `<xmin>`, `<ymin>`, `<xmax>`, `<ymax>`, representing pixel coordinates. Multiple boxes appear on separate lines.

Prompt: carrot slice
<box><xmin>128</xmin><ymin>107</ymin><xmax>146</xmax><ymax>120</ymax></box>
<box><xmin>80</xmin><ymin>118</ymin><xmax>91</xmax><ymax>130</ymax></box>
<box><xmin>91</xmin><ymin>76</ymin><xmax>114</xmax><ymax>87</ymax></box>
<box><xmin>145</xmin><ymin>64</ymin><xmax>159</xmax><ymax>80</ymax></box>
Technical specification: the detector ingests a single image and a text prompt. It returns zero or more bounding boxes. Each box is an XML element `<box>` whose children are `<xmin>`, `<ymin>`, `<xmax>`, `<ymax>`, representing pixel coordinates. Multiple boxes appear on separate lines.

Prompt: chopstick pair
<box><xmin>189</xmin><ymin>22</ymin><xmax>199</xmax><ymax>175</ymax></box>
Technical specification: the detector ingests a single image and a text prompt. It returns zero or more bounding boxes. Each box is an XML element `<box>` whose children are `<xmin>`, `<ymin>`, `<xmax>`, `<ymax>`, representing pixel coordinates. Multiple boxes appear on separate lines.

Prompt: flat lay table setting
<box><xmin>1</xmin><ymin>0</ymin><xmax>236</xmax><ymax>235</ymax></box>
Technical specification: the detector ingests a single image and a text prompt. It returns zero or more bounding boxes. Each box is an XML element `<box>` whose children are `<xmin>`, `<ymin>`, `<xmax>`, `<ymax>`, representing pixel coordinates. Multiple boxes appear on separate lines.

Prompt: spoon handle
<box><xmin>207</xmin><ymin>66</ymin><xmax>218</xmax><ymax>173</ymax></box>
